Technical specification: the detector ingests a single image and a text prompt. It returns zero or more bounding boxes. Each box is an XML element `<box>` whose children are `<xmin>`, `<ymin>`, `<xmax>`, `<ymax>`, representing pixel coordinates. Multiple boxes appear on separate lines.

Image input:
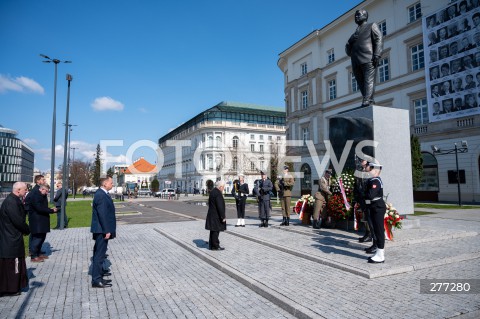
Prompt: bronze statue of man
<box><xmin>345</xmin><ymin>9</ymin><xmax>383</xmax><ymax>107</ymax></box>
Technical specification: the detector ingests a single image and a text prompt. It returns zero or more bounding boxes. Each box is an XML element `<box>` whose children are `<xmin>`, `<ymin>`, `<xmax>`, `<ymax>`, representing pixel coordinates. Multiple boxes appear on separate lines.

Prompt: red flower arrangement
<box><xmin>327</xmin><ymin>193</ymin><xmax>352</xmax><ymax>221</ymax></box>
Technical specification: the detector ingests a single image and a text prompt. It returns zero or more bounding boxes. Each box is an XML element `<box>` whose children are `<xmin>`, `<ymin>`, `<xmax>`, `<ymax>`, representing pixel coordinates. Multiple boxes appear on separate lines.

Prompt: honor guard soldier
<box><xmin>275</xmin><ymin>165</ymin><xmax>295</xmax><ymax>226</ymax></box>
<box><xmin>232</xmin><ymin>175</ymin><xmax>249</xmax><ymax>227</ymax></box>
<box><xmin>255</xmin><ymin>171</ymin><xmax>273</xmax><ymax>227</ymax></box>
<box><xmin>313</xmin><ymin>169</ymin><xmax>332</xmax><ymax>229</ymax></box>
<box><xmin>365</xmin><ymin>162</ymin><xmax>386</xmax><ymax>263</ymax></box>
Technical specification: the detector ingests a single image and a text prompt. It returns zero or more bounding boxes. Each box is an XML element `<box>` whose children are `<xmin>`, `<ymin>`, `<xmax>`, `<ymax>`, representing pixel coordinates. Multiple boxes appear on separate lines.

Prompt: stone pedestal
<box><xmin>328</xmin><ymin>105</ymin><xmax>415</xmax><ymax>216</ymax></box>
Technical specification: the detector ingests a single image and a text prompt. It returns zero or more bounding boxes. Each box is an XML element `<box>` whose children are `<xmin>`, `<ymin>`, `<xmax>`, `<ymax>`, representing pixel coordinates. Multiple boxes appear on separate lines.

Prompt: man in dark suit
<box><xmin>205</xmin><ymin>180</ymin><xmax>226</xmax><ymax>250</ymax></box>
<box><xmin>25</xmin><ymin>184</ymin><xmax>57</xmax><ymax>262</ymax></box>
<box><xmin>345</xmin><ymin>9</ymin><xmax>383</xmax><ymax>107</ymax></box>
<box><xmin>255</xmin><ymin>171</ymin><xmax>273</xmax><ymax>227</ymax></box>
<box><xmin>53</xmin><ymin>181</ymin><xmax>68</xmax><ymax>229</ymax></box>
<box><xmin>90</xmin><ymin>176</ymin><xmax>116</xmax><ymax>288</ymax></box>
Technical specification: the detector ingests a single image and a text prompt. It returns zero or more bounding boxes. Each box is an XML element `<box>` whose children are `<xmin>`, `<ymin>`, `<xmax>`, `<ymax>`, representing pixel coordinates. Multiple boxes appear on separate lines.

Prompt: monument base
<box><xmin>329</xmin><ymin>105</ymin><xmax>415</xmax><ymax>216</ymax></box>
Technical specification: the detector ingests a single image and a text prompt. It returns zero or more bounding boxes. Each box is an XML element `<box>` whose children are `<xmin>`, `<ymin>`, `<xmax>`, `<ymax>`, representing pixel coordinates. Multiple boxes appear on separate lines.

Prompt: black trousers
<box><xmin>368</xmin><ymin>201</ymin><xmax>386</xmax><ymax>249</ymax></box>
<box><xmin>235</xmin><ymin>197</ymin><xmax>246</xmax><ymax>218</ymax></box>
<box><xmin>352</xmin><ymin>62</ymin><xmax>376</xmax><ymax>102</ymax></box>
<box><xmin>209</xmin><ymin>231</ymin><xmax>220</xmax><ymax>249</ymax></box>
<box><xmin>30</xmin><ymin>233</ymin><xmax>46</xmax><ymax>258</ymax></box>
<box><xmin>92</xmin><ymin>233</ymin><xmax>109</xmax><ymax>284</ymax></box>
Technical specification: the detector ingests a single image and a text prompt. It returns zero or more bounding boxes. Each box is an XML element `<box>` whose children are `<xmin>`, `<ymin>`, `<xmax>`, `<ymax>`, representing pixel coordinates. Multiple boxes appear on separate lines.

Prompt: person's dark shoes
<box><xmin>39</xmin><ymin>255</ymin><xmax>49</xmax><ymax>259</ymax></box>
<box><xmin>259</xmin><ymin>220</ymin><xmax>265</xmax><ymax>227</ymax></box>
<box><xmin>102</xmin><ymin>279</ymin><xmax>112</xmax><ymax>284</ymax></box>
<box><xmin>358</xmin><ymin>233</ymin><xmax>372</xmax><ymax>243</ymax></box>
<box><xmin>102</xmin><ymin>272</ymin><xmax>112</xmax><ymax>277</ymax></box>
<box><xmin>286</xmin><ymin>217</ymin><xmax>290</xmax><ymax>226</ymax></box>
<box><xmin>365</xmin><ymin>244</ymin><xmax>377</xmax><ymax>254</ymax></box>
<box><xmin>31</xmin><ymin>257</ymin><xmax>44</xmax><ymax>263</ymax></box>
<box><xmin>280</xmin><ymin>217</ymin><xmax>286</xmax><ymax>226</ymax></box>
<box><xmin>367</xmin><ymin>257</ymin><xmax>384</xmax><ymax>264</ymax></box>
<box><xmin>210</xmin><ymin>247</ymin><xmax>225</xmax><ymax>251</ymax></box>
<box><xmin>92</xmin><ymin>282</ymin><xmax>112</xmax><ymax>288</ymax></box>
<box><xmin>0</xmin><ymin>291</ymin><xmax>21</xmax><ymax>297</ymax></box>
<box><xmin>264</xmin><ymin>220</ymin><xmax>269</xmax><ymax>228</ymax></box>
<box><xmin>241</xmin><ymin>225</ymin><xmax>245</xmax><ymax>227</ymax></box>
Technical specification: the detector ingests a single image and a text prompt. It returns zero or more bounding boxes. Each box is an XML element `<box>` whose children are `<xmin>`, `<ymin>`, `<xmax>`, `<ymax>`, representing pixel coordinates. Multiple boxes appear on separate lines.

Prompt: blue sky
<box><xmin>0</xmin><ymin>0</ymin><xmax>363</xmax><ymax>172</ymax></box>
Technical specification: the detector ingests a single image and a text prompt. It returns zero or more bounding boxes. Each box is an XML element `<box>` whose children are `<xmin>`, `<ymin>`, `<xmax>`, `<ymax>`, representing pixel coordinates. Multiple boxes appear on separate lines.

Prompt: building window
<box><xmin>259</xmin><ymin>135</ymin><xmax>264</xmax><ymax>140</ymax></box>
<box><xmin>259</xmin><ymin>144</ymin><xmax>264</xmax><ymax>153</ymax></box>
<box><xmin>268</xmin><ymin>135</ymin><xmax>272</xmax><ymax>141</ymax></box>
<box><xmin>408</xmin><ymin>2</ymin><xmax>422</xmax><ymax>23</ymax></box>
<box><xmin>250</xmin><ymin>134</ymin><xmax>255</xmax><ymax>140</ymax></box>
<box><xmin>301</xmin><ymin>62</ymin><xmax>307</xmax><ymax>76</ymax></box>
<box><xmin>250</xmin><ymin>161</ymin><xmax>255</xmax><ymax>170</ymax></box>
<box><xmin>328</xmin><ymin>79</ymin><xmax>337</xmax><ymax>100</ymax></box>
<box><xmin>250</xmin><ymin>144</ymin><xmax>255</xmax><ymax>152</ymax></box>
<box><xmin>207</xmin><ymin>135</ymin><xmax>213</xmax><ymax>148</ymax></box>
<box><xmin>327</xmin><ymin>49</ymin><xmax>335</xmax><ymax>63</ymax></box>
<box><xmin>302</xmin><ymin>127</ymin><xmax>309</xmax><ymax>144</ymax></box>
<box><xmin>414</xmin><ymin>97</ymin><xmax>428</xmax><ymax>125</ymax></box>
<box><xmin>301</xmin><ymin>90</ymin><xmax>308</xmax><ymax>109</ymax></box>
<box><xmin>232</xmin><ymin>136</ymin><xmax>238</xmax><ymax>148</ymax></box>
<box><xmin>378</xmin><ymin>20</ymin><xmax>387</xmax><ymax>36</ymax></box>
<box><xmin>411</xmin><ymin>43</ymin><xmax>424</xmax><ymax>71</ymax></box>
<box><xmin>378</xmin><ymin>58</ymin><xmax>390</xmax><ymax>82</ymax></box>
<box><xmin>351</xmin><ymin>72</ymin><xmax>359</xmax><ymax>93</ymax></box>
<box><xmin>260</xmin><ymin>160</ymin><xmax>265</xmax><ymax>170</ymax></box>
<box><xmin>233</xmin><ymin>156</ymin><xmax>238</xmax><ymax>170</ymax></box>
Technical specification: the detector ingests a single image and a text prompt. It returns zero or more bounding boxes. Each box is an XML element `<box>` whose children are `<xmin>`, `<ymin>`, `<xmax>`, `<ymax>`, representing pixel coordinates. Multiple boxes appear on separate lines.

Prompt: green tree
<box><xmin>106</xmin><ymin>166</ymin><xmax>114</xmax><ymax>177</ymax></box>
<box><xmin>92</xmin><ymin>144</ymin><xmax>102</xmax><ymax>186</ymax></box>
<box><xmin>411</xmin><ymin>134</ymin><xmax>423</xmax><ymax>190</ymax></box>
<box><xmin>151</xmin><ymin>177</ymin><xmax>159</xmax><ymax>192</ymax></box>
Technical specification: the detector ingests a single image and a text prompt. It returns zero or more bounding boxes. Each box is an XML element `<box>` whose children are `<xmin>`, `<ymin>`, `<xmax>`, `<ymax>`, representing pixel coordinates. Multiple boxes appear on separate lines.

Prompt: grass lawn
<box><xmin>414</xmin><ymin>203</ymin><xmax>479</xmax><ymax>209</ymax></box>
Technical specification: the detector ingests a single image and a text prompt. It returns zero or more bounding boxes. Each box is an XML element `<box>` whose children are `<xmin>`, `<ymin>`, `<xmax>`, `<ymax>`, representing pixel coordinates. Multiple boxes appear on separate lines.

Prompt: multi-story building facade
<box><xmin>277</xmin><ymin>0</ymin><xmax>479</xmax><ymax>203</ymax></box>
<box><xmin>0</xmin><ymin>124</ymin><xmax>34</xmax><ymax>192</ymax></box>
<box><xmin>157</xmin><ymin>101</ymin><xmax>286</xmax><ymax>194</ymax></box>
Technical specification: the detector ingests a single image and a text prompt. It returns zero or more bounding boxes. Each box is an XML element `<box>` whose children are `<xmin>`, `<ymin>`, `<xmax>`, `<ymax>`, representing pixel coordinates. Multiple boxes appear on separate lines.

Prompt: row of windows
<box><xmin>204</xmin><ymin>111</ymin><xmax>285</xmax><ymax>125</ymax></box>
<box><xmin>0</xmin><ymin>138</ymin><xmax>21</xmax><ymax>148</ymax></box>
<box><xmin>0</xmin><ymin>173</ymin><xmax>21</xmax><ymax>182</ymax></box>
<box><xmin>0</xmin><ymin>147</ymin><xmax>22</xmax><ymax>157</ymax></box>
<box><xmin>0</xmin><ymin>164</ymin><xmax>22</xmax><ymax>174</ymax></box>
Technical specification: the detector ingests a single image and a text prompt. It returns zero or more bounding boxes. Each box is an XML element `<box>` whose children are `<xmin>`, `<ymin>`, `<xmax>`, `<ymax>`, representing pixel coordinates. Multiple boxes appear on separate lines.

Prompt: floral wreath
<box><xmin>384</xmin><ymin>202</ymin><xmax>403</xmax><ymax>240</ymax></box>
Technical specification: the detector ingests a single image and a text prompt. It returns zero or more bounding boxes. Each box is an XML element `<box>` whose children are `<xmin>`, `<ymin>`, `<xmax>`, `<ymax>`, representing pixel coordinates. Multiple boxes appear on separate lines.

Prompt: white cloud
<box><xmin>23</xmin><ymin>138</ymin><xmax>38</xmax><ymax>145</ymax></box>
<box><xmin>138</xmin><ymin>107</ymin><xmax>148</xmax><ymax>113</ymax></box>
<box><xmin>0</xmin><ymin>74</ymin><xmax>44</xmax><ymax>94</ymax></box>
<box><xmin>91</xmin><ymin>96</ymin><xmax>124</xmax><ymax>111</ymax></box>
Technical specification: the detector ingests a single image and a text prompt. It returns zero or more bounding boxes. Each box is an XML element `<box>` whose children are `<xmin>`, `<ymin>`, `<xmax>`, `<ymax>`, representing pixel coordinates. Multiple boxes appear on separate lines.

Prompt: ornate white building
<box><xmin>157</xmin><ymin>101</ymin><xmax>286</xmax><ymax>194</ymax></box>
<box><xmin>277</xmin><ymin>0</ymin><xmax>479</xmax><ymax>203</ymax></box>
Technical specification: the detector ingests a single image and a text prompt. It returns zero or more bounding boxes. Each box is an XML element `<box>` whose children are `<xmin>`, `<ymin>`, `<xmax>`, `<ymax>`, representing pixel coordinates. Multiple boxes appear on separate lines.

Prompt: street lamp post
<box><xmin>70</xmin><ymin>147</ymin><xmax>78</xmax><ymax>199</ymax></box>
<box><xmin>60</xmin><ymin>74</ymin><xmax>73</xmax><ymax>230</ymax></box>
<box><xmin>432</xmin><ymin>141</ymin><xmax>468</xmax><ymax>206</ymax></box>
<box><xmin>40</xmin><ymin>54</ymin><xmax>71</xmax><ymax>203</ymax></box>
<box><xmin>65</xmin><ymin>124</ymin><xmax>77</xmax><ymax>197</ymax></box>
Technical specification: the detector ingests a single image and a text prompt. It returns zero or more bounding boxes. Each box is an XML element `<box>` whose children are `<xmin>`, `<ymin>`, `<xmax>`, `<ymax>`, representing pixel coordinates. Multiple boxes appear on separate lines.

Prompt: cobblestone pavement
<box><xmin>0</xmin><ymin>203</ymin><xmax>479</xmax><ymax>319</ymax></box>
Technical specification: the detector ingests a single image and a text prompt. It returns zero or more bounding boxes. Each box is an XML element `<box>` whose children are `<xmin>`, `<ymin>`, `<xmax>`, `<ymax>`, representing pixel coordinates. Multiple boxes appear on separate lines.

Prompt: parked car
<box><xmin>154</xmin><ymin>188</ymin><xmax>175</xmax><ymax>197</ymax></box>
<box><xmin>137</xmin><ymin>189</ymin><xmax>152</xmax><ymax>196</ymax></box>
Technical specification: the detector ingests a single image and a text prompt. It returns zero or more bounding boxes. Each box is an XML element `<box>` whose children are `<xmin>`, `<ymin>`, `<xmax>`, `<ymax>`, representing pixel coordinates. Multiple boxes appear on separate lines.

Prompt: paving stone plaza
<box><xmin>0</xmin><ymin>199</ymin><xmax>479</xmax><ymax>319</ymax></box>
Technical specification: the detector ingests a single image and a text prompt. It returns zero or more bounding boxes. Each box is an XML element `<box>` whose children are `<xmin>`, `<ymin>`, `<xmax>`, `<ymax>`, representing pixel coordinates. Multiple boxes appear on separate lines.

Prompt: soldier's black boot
<box><xmin>359</xmin><ymin>231</ymin><xmax>372</xmax><ymax>243</ymax></box>
<box><xmin>265</xmin><ymin>219</ymin><xmax>269</xmax><ymax>228</ymax></box>
<box><xmin>259</xmin><ymin>219</ymin><xmax>265</xmax><ymax>227</ymax></box>
<box><xmin>280</xmin><ymin>217</ymin><xmax>286</xmax><ymax>226</ymax></box>
<box><xmin>286</xmin><ymin>217</ymin><xmax>290</xmax><ymax>226</ymax></box>
<box><xmin>365</xmin><ymin>240</ymin><xmax>377</xmax><ymax>254</ymax></box>
<box><xmin>313</xmin><ymin>219</ymin><xmax>320</xmax><ymax>229</ymax></box>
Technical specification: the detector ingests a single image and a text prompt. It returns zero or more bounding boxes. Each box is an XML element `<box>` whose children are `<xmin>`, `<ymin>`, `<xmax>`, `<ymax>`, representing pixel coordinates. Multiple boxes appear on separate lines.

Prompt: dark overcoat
<box><xmin>90</xmin><ymin>189</ymin><xmax>116</xmax><ymax>238</ymax></box>
<box><xmin>25</xmin><ymin>187</ymin><xmax>54</xmax><ymax>234</ymax></box>
<box><xmin>0</xmin><ymin>193</ymin><xmax>30</xmax><ymax>258</ymax></box>
<box><xmin>205</xmin><ymin>187</ymin><xmax>226</xmax><ymax>231</ymax></box>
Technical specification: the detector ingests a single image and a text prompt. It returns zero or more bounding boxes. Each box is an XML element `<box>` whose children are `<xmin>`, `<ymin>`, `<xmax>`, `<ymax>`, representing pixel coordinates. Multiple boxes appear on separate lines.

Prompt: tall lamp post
<box><xmin>431</xmin><ymin>141</ymin><xmax>468</xmax><ymax>206</ymax></box>
<box><xmin>40</xmin><ymin>54</ymin><xmax>71</xmax><ymax>203</ymax></box>
<box><xmin>65</xmin><ymin>124</ymin><xmax>77</xmax><ymax>197</ymax></box>
<box><xmin>60</xmin><ymin>74</ymin><xmax>73</xmax><ymax>230</ymax></box>
<box><xmin>70</xmin><ymin>147</ymin><xmax>78</xmax><ymax>199</ymax></box>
